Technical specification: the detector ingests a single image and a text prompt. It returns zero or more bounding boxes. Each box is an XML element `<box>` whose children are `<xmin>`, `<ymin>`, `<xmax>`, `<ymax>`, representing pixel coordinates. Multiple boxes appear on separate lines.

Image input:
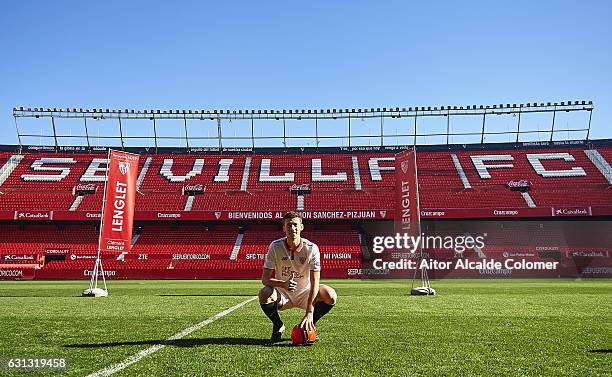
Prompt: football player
<box><xmin>258</xmin><ymin>211</ymin><xmax>337</xmax><ymax>343</ymax></box>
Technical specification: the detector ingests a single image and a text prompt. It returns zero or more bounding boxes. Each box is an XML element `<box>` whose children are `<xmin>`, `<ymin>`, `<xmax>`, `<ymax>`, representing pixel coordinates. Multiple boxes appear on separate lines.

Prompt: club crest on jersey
<box><xmin>118</xmin><ymin>161</ymin><xmax>130</xmax><ymax>175</ymax></box>
<box><xmin>299</xmin><ymin>256</ymin><xmax>306</xmax><ymax>264</ymax></box>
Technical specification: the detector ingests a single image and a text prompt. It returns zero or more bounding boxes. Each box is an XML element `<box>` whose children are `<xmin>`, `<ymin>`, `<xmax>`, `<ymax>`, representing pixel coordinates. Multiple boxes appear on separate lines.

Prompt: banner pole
<box><xmin>410</xmin><ymin>146</ymin><xmax>421</xmax><ymax>289</ymax></box>
<box><xmin>409</xmin><ymin>146</ymin><xmax>435</xmax><ymax>295</ymax></box>
<box><xmin>87</xmin><ymin>148</ymin><xmax>111</xmax><ymax>294</ymax></box>
<box><xmin>99</xmin><ymin>258</ymin><xmax>108</xmax><ymax>291</ymax></box>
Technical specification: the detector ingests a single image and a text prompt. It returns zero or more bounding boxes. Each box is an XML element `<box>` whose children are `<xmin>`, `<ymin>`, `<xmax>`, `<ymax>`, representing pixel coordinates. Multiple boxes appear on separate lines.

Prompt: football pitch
<box><xmin>0</xmin><ymin>279</ymin><xmax>610</xmax><ymax>377</ymax></box>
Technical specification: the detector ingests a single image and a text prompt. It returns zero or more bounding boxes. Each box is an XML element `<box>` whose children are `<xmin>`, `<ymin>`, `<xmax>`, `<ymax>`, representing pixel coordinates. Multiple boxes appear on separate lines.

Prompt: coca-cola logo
<box><xmin>76</xmin><ymin>184</ymin><xmax>97</xmax><ymax>191</ymax></box>
<box><xmin>290</xmin><ymin>184</ymin><xmax>311</xmax><ymax>192</ymax></box>
<box><xmin>183</xmin><ymin>184</ymin><xmax>203</xmax><ymax>191</ymax></box>
<box><xmin>74</xmin><ymin>184</ymin><xmax>98</xmax><ymax>195</ymax></box>
<box><xmin>182</xmin><ymin>184</ymin><xmax>204</xmax><ymax>195</ymax></box>
<box><xmin>507</xmin><ymin>180</ymin><xmax>531</xmax><ymax>191</ymax></box>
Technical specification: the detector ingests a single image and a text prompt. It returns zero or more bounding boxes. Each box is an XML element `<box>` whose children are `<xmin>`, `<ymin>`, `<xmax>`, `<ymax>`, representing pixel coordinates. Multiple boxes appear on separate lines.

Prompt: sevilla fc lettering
<box><xmin>9</xmin><ymin>152</ymin><xmax>610</xmax><ymax>189</ymax></box>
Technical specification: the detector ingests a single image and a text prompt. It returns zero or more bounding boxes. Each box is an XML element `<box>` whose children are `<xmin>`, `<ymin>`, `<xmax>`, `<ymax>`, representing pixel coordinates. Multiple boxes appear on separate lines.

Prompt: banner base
<box><xmin>410</xmin><ymin>287</ymin><xmax>436</xmax><ymax>296</ymax></box>
<box><xmin>82</xmin><ymin>288</ymin><xmax>108</xmax><ymax>297</ymax></box>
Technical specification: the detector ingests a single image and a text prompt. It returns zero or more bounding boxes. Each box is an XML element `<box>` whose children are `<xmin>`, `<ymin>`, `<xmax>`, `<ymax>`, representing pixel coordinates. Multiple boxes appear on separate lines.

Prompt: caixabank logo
<box><xmin>553</xmin><ymin>207</ymin><xmax>591</xmax><ymax>216</ymax></box>
<box><xmin>15</xmin><ymin>211</ymin><xmax>51</xmax><ymax>220</ymax></box>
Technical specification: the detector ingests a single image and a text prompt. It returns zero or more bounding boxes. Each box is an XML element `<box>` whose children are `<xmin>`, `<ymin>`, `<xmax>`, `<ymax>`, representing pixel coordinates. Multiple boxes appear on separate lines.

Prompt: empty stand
<box><xmin>1</xmin><ymin>143</ymin><xmax>612</xmax><ymax>280</ymax></box>
<box><xmin>1</xmin><ymin>146</ymin><xmax>611</xmax><ymax>212</ymax></box>
<box><xmin>130</xmin><ymin>223</ymin><xmax>237</xmax><ymax>258</ymax></box>
<box><xmin>0</xmin><ymin>223</ymin><xmax>98</xmax><ymax>254</ymax></box>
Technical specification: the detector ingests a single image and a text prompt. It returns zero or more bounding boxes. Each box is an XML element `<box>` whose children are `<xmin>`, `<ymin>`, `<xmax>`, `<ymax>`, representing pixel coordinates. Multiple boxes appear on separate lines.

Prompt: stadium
<box><xmin>0</xmin><ymin>102</ymin><xmax>610</xmax><ymax>376</ymax></box>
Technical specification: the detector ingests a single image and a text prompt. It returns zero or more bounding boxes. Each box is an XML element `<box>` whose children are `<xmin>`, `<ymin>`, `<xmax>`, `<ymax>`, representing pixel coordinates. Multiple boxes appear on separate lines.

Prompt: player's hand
<box><xmin>300</xmin><ymin>312</ymin><xmax>315</xmax><ymax>332</ymax></box>
<box><xmin>284</xmin><ymin>273</ymin><xmax>297</xmax><ymax>292</ymax></box>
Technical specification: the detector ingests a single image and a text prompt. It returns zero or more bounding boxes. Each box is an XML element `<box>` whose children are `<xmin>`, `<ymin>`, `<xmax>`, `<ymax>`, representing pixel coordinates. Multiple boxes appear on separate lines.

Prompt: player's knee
<box><xmin>327</xmin><ymin>287</ymin><xmax>337</xmax><ymax>305</ymax></box>
<box><xmin>319</xmin><ymin>285</ymin><xmax>337</xmax><ymax>305</ymax></box>
<box><xmin>258</xmin><ymin>286</ymin><xmax>274</xmax><ymax>303</ymax></box>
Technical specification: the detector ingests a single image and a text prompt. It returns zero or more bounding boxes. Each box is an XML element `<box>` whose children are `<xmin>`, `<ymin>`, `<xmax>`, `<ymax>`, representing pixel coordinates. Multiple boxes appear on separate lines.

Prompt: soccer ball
<box><xmin>291</xmin><ymin>324</ymin><xmax>317</xmax><ymax>345</ymax></box>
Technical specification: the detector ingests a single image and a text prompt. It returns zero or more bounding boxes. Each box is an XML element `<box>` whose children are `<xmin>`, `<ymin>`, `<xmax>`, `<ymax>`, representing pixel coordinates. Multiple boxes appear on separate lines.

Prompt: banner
<box><xmin>394</xmin><ymin>148</ymin><xmax>420</xmax><ymax>237</ymax></box>
<box><xmin>22</xmin><ymin>205</ymin><xmax>612</xmax><ymax>222</ymax></box>
<box><xmin>99</xmin><ymin>150</ymin><xmax>139</xmax><ymax>253</ymax></box>
<box><xmin>551</xmin><ymin>206</ymin><xmax>592</xmax><ymax>217</ymax></box>
<box><xmin>14</xmin><ymin>211</ymin><xmax>53</xmax><ymax>220</ymax></box>
<box><xmin>0</xmin><ymin>268</ymin><xmax>36</xmax><ymax>280</ymax></box>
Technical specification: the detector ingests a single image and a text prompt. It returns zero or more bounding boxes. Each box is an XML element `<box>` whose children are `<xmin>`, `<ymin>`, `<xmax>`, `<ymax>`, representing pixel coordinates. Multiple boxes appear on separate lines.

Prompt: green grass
<box><xmin>0</xmin><ymin>279</ymin><xmax>610</xmax><ymax>376</ymax></box>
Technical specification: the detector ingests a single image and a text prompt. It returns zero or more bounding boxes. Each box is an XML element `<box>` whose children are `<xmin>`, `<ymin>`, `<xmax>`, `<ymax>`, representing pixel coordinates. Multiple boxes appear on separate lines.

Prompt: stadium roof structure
<box><xmin>13</xmin><ymin>101</ymin><xmax>593</xmax><ymax>151</ymax></box>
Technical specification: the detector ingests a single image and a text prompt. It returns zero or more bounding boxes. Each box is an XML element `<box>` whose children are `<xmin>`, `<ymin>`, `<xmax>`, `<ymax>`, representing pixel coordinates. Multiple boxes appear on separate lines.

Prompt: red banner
<box><xmin>14</xmin><ymin>206</ymin><xmax>612</xmax><ymax>222</ymax></box>
<box><xmin>394</xmin><ymin>148</ymin><xmax>420</xmax><ymax>237</ymax></box>
<box><xmin>419</xmin><ymin>207</ymin><xmax>552</xmax><ymax>219</ymax></box>
<box><xmin>99</xmin><ymin>150</ymin><xmax>139</xmax><ymax>253</ymax></box>
<box><xmin>0</xmin><ymin>267</ymin><xmax>36</xmax><ymax>280</ymax></box>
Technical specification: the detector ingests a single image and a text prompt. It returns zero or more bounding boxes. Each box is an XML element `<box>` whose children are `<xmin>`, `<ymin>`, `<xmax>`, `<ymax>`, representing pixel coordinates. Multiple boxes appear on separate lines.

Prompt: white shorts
<box><xmin>276</xmin><ymin>287</ymin><xmax>310</xmax><ymax>311</ymax></box>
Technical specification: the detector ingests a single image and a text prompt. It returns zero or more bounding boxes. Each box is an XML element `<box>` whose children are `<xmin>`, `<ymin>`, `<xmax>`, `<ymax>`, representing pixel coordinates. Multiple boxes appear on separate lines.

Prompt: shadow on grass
<box><xmin>0</xmin><ymin>294</ymin><xmax>83</xmax><ymax>298</ymax></box>
<box><xmin>65</xmin><ymin>337</ymin><xmax>300</xmax><ymax>348</ymax></box>
<box><xmin>158</xmin><ymin>294</ymin><xmax>254</xmax><ymax>297</ymax></box>
<box><xmin>588</xmin><ymin>349</ymin><xmax>612</xmax><ymax>353</ymax></box>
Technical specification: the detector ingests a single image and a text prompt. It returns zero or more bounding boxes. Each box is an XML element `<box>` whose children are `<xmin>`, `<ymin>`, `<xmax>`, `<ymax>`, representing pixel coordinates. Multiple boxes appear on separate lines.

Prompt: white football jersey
<box><xmin>263</xmin><ymin>237</ymin><xmax>321</xmax><ymax>292</ymax></box>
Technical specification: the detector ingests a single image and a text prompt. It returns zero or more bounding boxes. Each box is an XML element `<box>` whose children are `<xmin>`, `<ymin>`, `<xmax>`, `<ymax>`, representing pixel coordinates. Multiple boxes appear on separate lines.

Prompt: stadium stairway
<box><xmin>184</xmin><ymin>195</ymin><xmax>195</xmax><ymax>211</ymax></box>
<box><xmin>230</xmin><ymin>232</ymin><xmax>244</xmax><ymax>260</ymax></box>
<box><xmin>358</xmin><ymin>232</ymin><xmax>371</xmax><ymax>259</ymax></box>
<box><xmin>0</xmin><ymin>155</ymin><xmax>24</xmax><ymax>187</ymax></box>
<box><xmin>585</xmin><ymin>149</ymin><xmax>612</xmax><ymax>184</ymax></box>
<box><xmin>70</xmin><ymin>195</ymin><xmax>84</xmax><ymax>211</ymax></box>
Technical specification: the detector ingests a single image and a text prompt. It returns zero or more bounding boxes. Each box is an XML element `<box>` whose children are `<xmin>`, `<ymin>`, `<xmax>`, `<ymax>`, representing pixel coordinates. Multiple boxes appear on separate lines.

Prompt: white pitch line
<box><xmin>86</xmin><ymin>296</ymin><xmax>257</xmax><ymax>377</ymax></box>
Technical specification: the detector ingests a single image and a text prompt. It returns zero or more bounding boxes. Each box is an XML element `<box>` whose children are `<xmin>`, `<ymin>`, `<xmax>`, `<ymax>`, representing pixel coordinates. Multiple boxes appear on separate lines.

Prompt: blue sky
<box><xmin>0</xmin><ymin>1</ymin><xmax>610</xmax><ymax>147</ymax></box>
